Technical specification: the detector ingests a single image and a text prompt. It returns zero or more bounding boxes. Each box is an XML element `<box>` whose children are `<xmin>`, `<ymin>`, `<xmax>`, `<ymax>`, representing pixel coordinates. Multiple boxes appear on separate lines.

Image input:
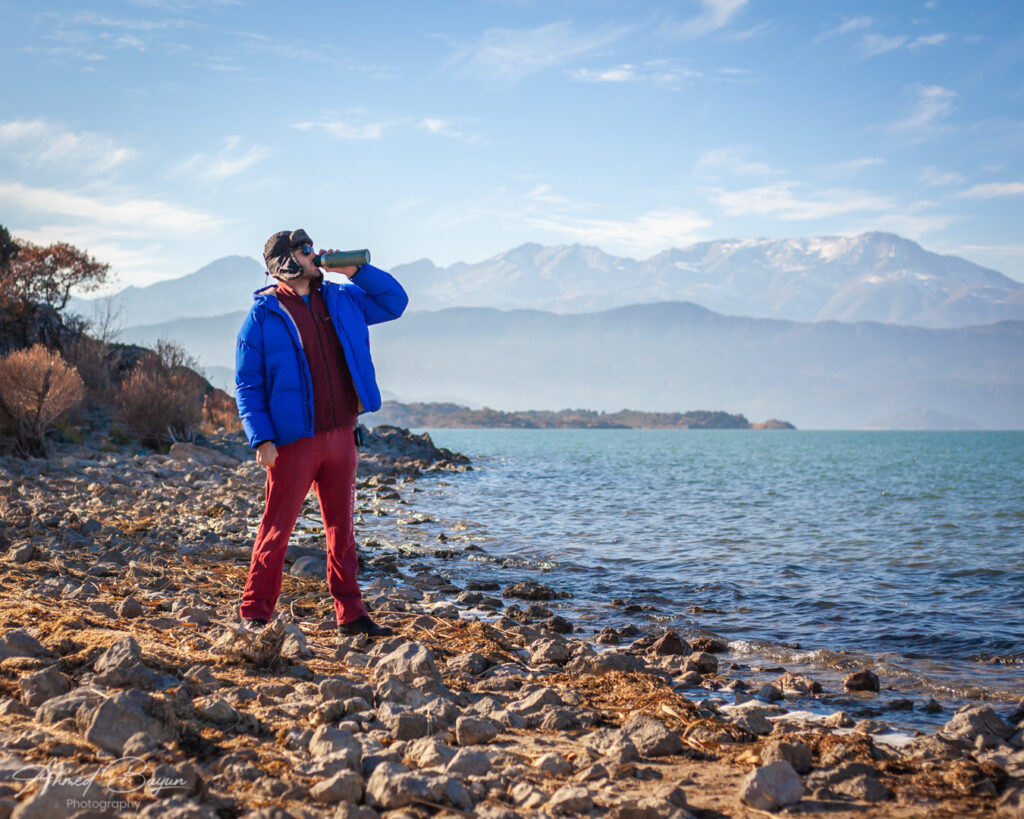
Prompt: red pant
<box><xmin>239</xmin><ymin>426</ymin><xmax>368</xmax><ymax>625</ymax></box>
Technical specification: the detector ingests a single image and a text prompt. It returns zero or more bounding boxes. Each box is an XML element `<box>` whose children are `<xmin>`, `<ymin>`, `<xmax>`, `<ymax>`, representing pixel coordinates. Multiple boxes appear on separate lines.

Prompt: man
<box><xmin>235</xmin><ymin>228</ymin><xmax>407</xmax><ymax>637</ymax></box>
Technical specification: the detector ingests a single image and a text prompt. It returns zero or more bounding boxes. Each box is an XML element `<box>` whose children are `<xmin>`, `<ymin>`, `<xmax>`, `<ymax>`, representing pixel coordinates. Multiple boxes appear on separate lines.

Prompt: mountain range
<box><xmin>72</xmin><ymin>232</ymin><xmax>1024</xmax><ymax>329</ymax></box>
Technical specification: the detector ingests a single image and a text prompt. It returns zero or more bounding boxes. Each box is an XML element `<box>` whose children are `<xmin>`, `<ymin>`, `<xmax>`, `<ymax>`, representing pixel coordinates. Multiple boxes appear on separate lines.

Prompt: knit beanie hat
<box><xmin>264</xmin><ymin>228</ymin><xmax>313</xmax><ymax>280</ymax></box>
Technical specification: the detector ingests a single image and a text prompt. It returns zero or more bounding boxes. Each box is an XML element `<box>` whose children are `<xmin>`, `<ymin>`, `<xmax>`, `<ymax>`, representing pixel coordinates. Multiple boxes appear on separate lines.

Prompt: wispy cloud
<box><xmin>525</xmin><ymin>208</ymin><xmax>712</xmax><ymax>254</ymax></box>
<box><xmin>569</xmin><ymin>59</ymin><xmax>700</xmax><ymax>87</ymax></box>
<box><xmin>816</xmin><ymin>17</ymin><xmax>873</xmax><ymax>41</ymax></box>
<box><xmin>713</xmin><ymin>181</ymin><xmax>893</xmax><ymax>220</ymax></box>
<box><xmin>920</xmin><ymin>166</ymin><xmax>964</xmax><ymax>186</ymax></box>
<box><xmin>293</xmin><ymin>119</ymin><xmax>387</xmax><ymax>140</ymax></box>
<box><xmin>664</xmin><ymin>0</ymin><xmax>750</xmax><ymax>39</ymax></box>
<box><xmin>909</xmin><ymin>33</ymin><xmax>948</xmax><ymax>49</ymax></box>
<box><xmin>0</xmin><ymin>119</ymin><xmax>135</xmax><ymax>174</ymax></box>
<box><xmin>449</xmin><ymin>21</ymin><xmax>632</xmax><ymax>81</ymax></box>
<box><xmin>173</xmin><ymin>136</ymin><xmax>270</xmax><ymax>182</ymax></box>
<box><xmin>418</xmin><ymin>117</ymin><xmax>484</xmax><ymax>144</ymax></box>
<box><xmin>0</xmin><ymin>182</ymin><xmax>221</xmax><ymax>233</ymax></box>
<box><xmin>695</xmin><ymin>146</ymin><xmax>777</xmax><ymax>177</ymax></box>
<box><xmin>957</xmin><ymin>181</ymin><xmax>1024</xmax><ymax>198</ymax></box>
<box><xmin>885</xmin><ymin>85</ymin><xmax>956</xmax><ymax>140</ymax></box>
<box><xmin>825</xmin><ymin>157</ymin><xmax>885</xmax><ymax>176</ymax></box>
<box><xmin>858</xmin><ymin>33</ymin><xmax>908</xmax><ymax>58</ymax></box>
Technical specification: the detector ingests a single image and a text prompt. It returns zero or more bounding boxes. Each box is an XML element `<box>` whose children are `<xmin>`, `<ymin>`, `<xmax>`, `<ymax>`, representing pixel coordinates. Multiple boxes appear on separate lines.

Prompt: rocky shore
<box><xmin>0</xmin><ymin>425</ymin><xmax>1021</xmax><ymax>818</ymax></box>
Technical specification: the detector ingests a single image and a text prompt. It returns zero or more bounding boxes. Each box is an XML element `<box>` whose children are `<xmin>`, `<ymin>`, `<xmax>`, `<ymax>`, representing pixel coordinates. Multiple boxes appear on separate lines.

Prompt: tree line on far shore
<box><xmin>0</xmin><ymin>225</ymin><xmax>238</xmax><ymax>458</ymax></box>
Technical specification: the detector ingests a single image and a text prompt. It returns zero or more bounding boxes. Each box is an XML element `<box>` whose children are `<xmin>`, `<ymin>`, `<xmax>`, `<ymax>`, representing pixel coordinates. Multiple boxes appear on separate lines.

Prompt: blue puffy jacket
<box><xmin>235</xmin><ymin>265</ymin><xmax>408</xmax><ymax>448</ymax></box>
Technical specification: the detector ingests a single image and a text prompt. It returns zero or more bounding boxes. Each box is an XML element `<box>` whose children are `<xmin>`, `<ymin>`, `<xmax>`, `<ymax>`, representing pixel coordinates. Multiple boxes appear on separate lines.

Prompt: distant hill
<box><xmin>73</xmin><ymin>232</ymin><xmax>1023</xmax><ymax>330</ymax></box>
<box><xmin>120</xmin><ymin>301</ymin><xmax>1024</xmax><ymax>430</ymax></box>
<box><xmin>364</xmin><ymin>402</ymin><xmax>795</xmax><ymax>429</ymax></box>
<box><xmin>394</xmin><ymin>232</ymin><xmax>1024</xmax><ymax>328</ymax></box>
<box><xmin>68</xmin><ymin>255</ymin><xmax>265</xmax><ymax>326</ymax></box>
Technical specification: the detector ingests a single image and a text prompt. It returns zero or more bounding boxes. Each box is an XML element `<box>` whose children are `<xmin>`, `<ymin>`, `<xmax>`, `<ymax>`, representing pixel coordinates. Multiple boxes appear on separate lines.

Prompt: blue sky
<box><xmin>1</xmin><ymin>0</ymin><xmax>1022</xmax><ymax>290</ymax></box>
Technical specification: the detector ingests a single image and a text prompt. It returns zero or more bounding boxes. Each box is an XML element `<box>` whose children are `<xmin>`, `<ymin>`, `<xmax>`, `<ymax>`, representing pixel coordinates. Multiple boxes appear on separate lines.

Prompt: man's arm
<box><xmin>235</xmin><ymin>310</ymin><xmax>277</xmax><ymax>450</ymax></box>
<box><xmin>346</xmin><ymin>264</ymin><xmax>409</xmax><ymax>325</ymax></box>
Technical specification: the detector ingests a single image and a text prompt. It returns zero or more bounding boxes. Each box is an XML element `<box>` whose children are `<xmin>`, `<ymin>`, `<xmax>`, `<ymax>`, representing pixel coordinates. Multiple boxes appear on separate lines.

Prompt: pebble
<box><xmin>844</xmin><ymin>668</ymin><xmax>880</xmax><ymax>692</ymax></box>
<box><xmin>740</xmin><ymin>760</ymin><xmax>804</xmax><ymax>811</ymax></box>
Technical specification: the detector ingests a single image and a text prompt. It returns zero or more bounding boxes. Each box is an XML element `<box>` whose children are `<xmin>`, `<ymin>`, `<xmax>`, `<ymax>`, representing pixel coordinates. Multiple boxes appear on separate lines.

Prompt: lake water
<box><xmin>378</xmin><ymin>430</ymin><xmax>1024</xmax><ymax>724</ymax></box>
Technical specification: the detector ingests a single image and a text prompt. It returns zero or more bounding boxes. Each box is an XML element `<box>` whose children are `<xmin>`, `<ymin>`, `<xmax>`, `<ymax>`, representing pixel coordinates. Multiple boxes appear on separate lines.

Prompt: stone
<box><xmin>84</xmin><ymin>692</ymin><xmax>169</xmax><ymax>755</ymax></box>
<box><xmin>123</xmin><ymin>731</ymin><xmax>160</xmax><ymax>757</ymax></box>
<box><xmin>740</xmin><ymin>760</ymin><xmax>804</xmax><ymax>811</ymax></box>
<box><xmin>19</xmin><ymin>666</ymin><xmax>70</xmax><ymax>708</ymax></box>
<box><xmin>649</xmin><ymin>632</ymin><xmax>690</xmax><ymax>655</ymax></box>
<box><xmin>93</xmin><ymin>635</ymin><xmax>159</xmax><ymax>689</ymax></box>
<box><xmin>567</xmin><ymin>651</ymin><xmax>646</xmax><ymax>676</ymax></box>
<box><xmin>281</xmin><ymin>623</ymin><xmax>312</xmax><ymax>660</ymax></box>
<box><xmin>824</xmin><ymin>710</ymin><xmax>854</xmax><ymax>728</ymax></box>
<box><xmin>585</xmin><ymin>728</ymin><xmax>640</xmax><ymax>763</ymax></box>
<box><xmin>942</xmin><ymin>703</ymin><xmax>1014</xmax><ymax>741</ymax></box>
<box><xmin>761</xmin><ymin>740</ymin><xmax>813</xmax><ymax>774</ymax></box>
<box><xmin>545</xmin><ymin>615</ymin><xmax>574</xmax><ymax>634</ymax></box>
<box><xmin>535</xmin><ymin>751</ymin><xmax>573</xmax><ymax>776</ymax></box>
<box><xmin>510</xmin><ymin>781</ymin><xmax>548</xmax><ymax>809</ymax></box>
<box><xmin>147</xmin><ymin>761</ymin><xmax>201</xmax><ymax>797</ymax></box>
<box><xmin>502</xmin><ymin>581</ymin><xmax>557</xmax><ymax>601</ymax></box>
<box><xmin>8</xmin><ymin>542</ymin><xmax>35</xmax><ymax>563</ymax></box>
<box><xmin>508</xmin><ymin>686</ymin><xmax>563</xmax><ymax>716</ymax></box>
<box><xmin>686</xmin><ymin>651</ymin><xmax>718</xmax><ymax>674</ymax></box>
<box><xmin>386</xmin><ymin>710</ymin><xmax>430</xmax><ymax>740</ymax></box>
<box><xmin>843</xmin><ymin>668</ymin><xmax>880</xmax><ymax>692</ymax></box>
<box><xmin>0</xmin><ymin>629</ymin><xmax>55</xmax><ymax>661</ymax></box>
<box><xmin>455</xmin><ymin>716</ymin><xmax>500</xmax><ymax>745</ymax></box>
<box><xmin>756</xmin><ymin>683</ymin><xmax>784</xmax><ymax>703</ymax></box>
<box><xmin>622</xmin><ymin>714</ymin><xmax>683</xmax><ymax>757</ymax></box>
<box><xmin>211</xmin><ymin>619</ymin><xmax>287</xmax><ymax>666</ymax></box>
<box><xmin>404</xmin><ymin>736</ymin><xmax>457</xmax><ymax>769</ymax></box>
<box><xmin>548</xmin><ymin>785</ymin><xmax>593</xmax><ymax>814</ymax></box>
<box><xmin>364</xmin><ymin>761</ymin><xmax>414</xmax><ymax>809</ymax></box>
<box><xmin>776</xmin><ymin>672</ymin><xmax>822</xmax><ymax>695</ymax></box>
<box><xmin>310</xmin><ymin>769</ymin><xmax>364</xmax><ymax>804</ymax></box>
<box><xmin>529</xmin><ymin>638</ymin><xmax>572</xmax><ymax>666</ymax></box>
<box><xmin>10</xmin><ymin>778</ymin><xmax>116</xmax><ymax>819</ymax></box>
<box><xmin>290</xmin><ymin>555</ymin><xmax>327</xmax><ymax>577</ymax></box>
<box><xmin>447</xmin><ymin>652</ymin><xmax>490</xmax><ymax>676</ymax></box>
<box><xmin>309</xmin><ymin>725</ymin><xmax>361</xmax><ymax>758</ymax></box>
<box><xmin>721</xmin><ymin>703</ymin><xmax>773</xmax><ymax>736</ymax></box>
<box><xmin>118</xmin><ymin>596</ymin><xmax>144</xmax><ymax>618</ymax></box>
<box><xmin>135</xmin><ymin>795</ymin><xmax>219</xmax><ymax>818</ymax></box>
<box><xmin>374</xmin><ymin>642</ymin><xmax>442</xmax><ymax>686</ymax></box>
<box><xmin>834</xmin><ymin>774</ymin><xmax>888</xmax><ymax>802</ymax></box>
<box><xmin>446</xmin><ymin>748</ymin><xmax>492</xmax><ymax>777</ymax></box>
<box><xmin>35</xmin><ymin>688</ymin><xmax>102</xmax><ymax>724</ymax></box>
<box><xmin>198</xmin><ymin>698</ymin><xmax>238</xmax><ymax>725</ymax></box>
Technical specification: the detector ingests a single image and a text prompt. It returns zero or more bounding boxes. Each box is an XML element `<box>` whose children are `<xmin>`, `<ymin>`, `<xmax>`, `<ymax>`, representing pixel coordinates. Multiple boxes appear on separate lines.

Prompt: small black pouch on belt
<box><xmin>354</xmin><ymin>425</ymin><xmax>366</xmax><ymax>448</ymax></box>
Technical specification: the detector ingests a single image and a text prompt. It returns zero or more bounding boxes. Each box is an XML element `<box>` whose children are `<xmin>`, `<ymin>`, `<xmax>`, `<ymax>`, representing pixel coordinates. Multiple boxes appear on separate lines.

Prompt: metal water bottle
<box><xmin>313</xmin><ymin>249</ymin><xmax>371</xmax><ymax>268</ymax></box>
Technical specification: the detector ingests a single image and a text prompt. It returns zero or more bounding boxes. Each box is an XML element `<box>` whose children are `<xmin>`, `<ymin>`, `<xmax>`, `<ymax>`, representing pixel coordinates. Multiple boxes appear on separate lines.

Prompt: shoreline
<box><xmin>0</xmin><ymin>427</ymin><xmax>1021</xmax><ymax>816</ymax></box>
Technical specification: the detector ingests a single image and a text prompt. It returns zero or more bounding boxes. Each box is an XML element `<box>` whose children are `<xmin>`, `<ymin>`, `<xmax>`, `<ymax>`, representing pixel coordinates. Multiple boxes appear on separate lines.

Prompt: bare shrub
<box><xmin>202</xmin><ymin>388</ymin><xmax>243</xmax><ymax>434</ymax></box>
<box><xmin>0</xmin><ymin>344</ymin><xmax>85</xmax><ymax>457</ymax></box>
<box><xmin>118</xmin><ymin>339</ymin><xmax>205</xmax><ymax>449</ymax></box>
<box><xmin>63</xmin><ymin>334</ymin><xmax>117</xmax><ymax>407</ymax></box>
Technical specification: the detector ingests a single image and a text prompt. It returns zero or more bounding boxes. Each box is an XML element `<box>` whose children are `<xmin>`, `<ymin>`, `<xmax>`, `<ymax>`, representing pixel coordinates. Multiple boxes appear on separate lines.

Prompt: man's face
<box><xmin>290</xmin><ymin>244</ymin><xmax>318</xmax><ymax>279</ymax></box>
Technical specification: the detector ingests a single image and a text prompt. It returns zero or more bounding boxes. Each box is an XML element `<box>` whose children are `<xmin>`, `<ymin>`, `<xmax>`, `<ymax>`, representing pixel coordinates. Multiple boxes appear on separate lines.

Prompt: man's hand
<box><xmin>256</xmin><ymin>441</ymin><xmax>278</xmax><ymax>468</ymax></box>
<box><xmin>318</xmin><ymin>248</ymin><xmax>359</xmax><ymax>279</ymax></box>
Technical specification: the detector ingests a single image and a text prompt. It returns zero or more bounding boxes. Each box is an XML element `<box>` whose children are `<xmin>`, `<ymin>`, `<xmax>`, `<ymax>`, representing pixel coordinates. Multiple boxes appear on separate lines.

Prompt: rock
<box><xmin>686</xmin><ymin>651</ymin><xmax>718</xmax><ymax>675</ymax></box>
<box><xmin>721</xmin><ymin>702</ymin><xmax>773</xmax><ymax>735</ymax></box>
<box><xmin>447</xmin><ymin>651</ymin><xmax>490</xmax><ymax>676</ymax></box>
<box><xmin>309</xmin><ymin>725</ymin><xmax>361</xmax><ymax>758</ymax></box>
<box><xmin>888</xmin><ymin>697</ymin><xmax>914</xmax><ymax>711</ymax></box>
<box><xmin>834</xmin><ymin>773</ymin><xmax>888</xmax><ymax>802</ymax></box>
<box><xmin>0</xmin><ymin>629</ymin><xmax>55</xmax><ymax>660</ymax></box>
<box><xmin>740</xmin><ymin>760</ymin><xmax>804</xmax><ymax>811</ymax></box>
<box><xmin>548</xmin><ymin>785</ymin><xmax>593</xmax><ymax>815</ymax></box>
<box><xmin>756</xmin><ymin>683</ymin><xmax>784</xmax><ymax>703</ymax></box>
<box><xmin>508</xmin><ymin>687</ymin><xmax>563</xmax><ymax>716</ymax></box>
<box><xmin>147</xmin><ymin>761</ymin><xmax>201</xmax><ymax>797</ymax></box>
<box><xmin>118</xmin><ymin>596</ymin><xmax>145</xmax><ymax>618</ymax></box>
<box><xmin>385</xmin><ymin>710</ymin><xmax>430</xmax><ymax>740</ymax></box>
<box><xmin>8</xmin><ymin>542</ymin><xmax>35</xmax><ymax>563</ymax></box>
<box><xmin>502</xmin><ymin>581</ymin><xmax>557</xmax><ymax>601</ymax></box>
<box><xmin>0</xmin><ymin>699</ymin><xmax>32</xmax><ymax>717</ymax></box>
<box><xmin>19</xmin><ymin>666</ymin><xmax>70</xmax><ymax>708</ymax></box>
<box><xmin>93</xmin><ymin>635</ymin><xmax>159</xmax><ymax>689</ymax></box>
<box><xmin>843</xmin><ymin>668</ymin><xmax>880</xmax><ymax>692</ymax></box>
<box><xmin>281</xmin><ymin>623</ymin><xmax>312</xmax><ymax>660</ymax></box>
<box><xmin>364</xmin><ymin>761</ymin><xmax>414</xmax><ymax>809</ymax></box>
<box><xmin>123</xmin><ymin>731</ymin><xmax>160</xmax><ymax>757</ymax></box>
<box><xmin>446</xmin><ymin>748</ymin><xmax>492</xmax><ymax>777</ymax></box>
<box><xmin>84</xmin><ymin>692</ymin><xmax>169</xmax><ymax>755</ymax></box>
<box><xmin>310</xmin><ymin>770</ymin><xmax>364</xmax><ymax>804</ymax></box>
<box><xmin>824</xmin><ymin>710</ymin><xmax>854</xmax><ymax>728</ymax></box>
<box><xmin>776</xmin><ymin>672</ymin><xmax>822</xmax><ymax>695</ymax></box>
<box><xmin>10</xmin><ymin>778</ymin><xmax>116</xmax><ymax>819</ymax></box>
<box><xmin>135</xmin><ymin>795</ymin><xmax>220</xmax><ymax>818</ymax></box>
<box><xmin>169</xmin><ymin>441</ymin><xmax>239</xmax><ymax>466</ymax></box>
<box><xmin>374</xmin><ymin>642</ymin><xmax>442</xmax><ymax>686</ymax></box>
<box><xmin>545</xmin><ymin>615</ymin><xmax>574</xmax><ymax>634</ymax></box>
<box><xmin>404</xmin><ymin>736</ymin><xmax>457</xmax><ymax>769</ymax></box>
<box><xmin>510</xmin><ymin>781</ymin><xmax>548</xmax><ymax>809</ymax></box>
<box><xmin>211</xmin><ymin>619</ymin><xmax>287</xmax><ymax>666</ymax></box>
<box><xmin>761</xmin><ymin>740</ymin><xmax>813</xmax><ymax>774</ymax></box>
<box><xmin>35</xmin><ymin>688</ymin><xmax>102</xmax><ymax>723</ymax></box>
<box><xmin>290</xmin><ymin>555</ymin><xmax>327</xmax><ymax>577</ymax></box>
<box><xmin>198</xmin><ymin>697</ymin><xmax>238</xmax><ymax>725</ymax></box>
<box><xmin>535</xmin><ymin>751</ymin><xmax>573</xmax><ymax>776</ymax></box>
<box><xmin>529</xmin><ymin>638</ymin><xmax>572</xmax><ymax>666</ymax></box>
<box><xmin>622</xmin><ymin>714</ymin><xmax>683</xmax><ymax>757</ymax></box>
<box><xmin>942</xmin><ymin>703</ymin><xmax>1014</xmax><ymax>741</ymax></box>
<box><xmin>585</xmin><ymin>728</ymin><xmax>640</xmax><ymax>764</ymax></box>
<box><xmin>649</xmin><ymin>632</ymin><xmax>690</xmax><ymax>655</ymax></box>
<box><xmin>567</xmin><ymin>651</ymin><xmax>646</xmax><ymax>676</ymax></box>
<box><xmin>923</xmin><ymin>697</ymin><xmax>943</xmax><ymax>714</ymax></box>
<box><xmin>455</xmin><ymin>715</ymin><xmax>500</xmax><ymax>745</ymax></box>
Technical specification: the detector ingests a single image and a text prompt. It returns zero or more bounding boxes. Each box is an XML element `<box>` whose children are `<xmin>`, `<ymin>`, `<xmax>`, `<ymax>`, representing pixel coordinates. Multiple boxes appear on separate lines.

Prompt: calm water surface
<box><xmin>364</xmin><ymin>430</ymin><xmax>1024</xmax><ymax>721</ymax></box>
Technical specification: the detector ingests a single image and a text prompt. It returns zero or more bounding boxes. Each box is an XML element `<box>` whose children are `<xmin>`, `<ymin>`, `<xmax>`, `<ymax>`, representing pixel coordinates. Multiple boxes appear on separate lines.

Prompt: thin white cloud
<box><xmin>293</xmin><ymin>120</ymin><xmax>386</xmax><ymax>140</ymax></box>
<box><xmin>886</xmin><ymin>85</ymin><xmax>956</xmax><ymax>139</ymax></box>
<box><xmin>919</xmin><ymin>166</ymin><xmax>964</xmax><ymax>186</ymax></box>
<box><xmin>525</xmin><ymin>208</ymin><xmax>712</xmax><ymax>254</ymax></box>
<box><xmin>569</xmin><ymin>59</ymin><xmax>700</xmax><ymax>87</ymax></box>
<box><xmin>0</xmin><ymin>119</ymin><xmax>136</xmax><ymax>174</ymax></box>
<box><xmin>417</xmin><ymin>118</ymin><xmax>482</xmax><ymax>144</ymax></box>
<box><xmin>695</xmin><ymin>146</ymin><xmax>777</xmax><ymax>177</ymax></box>
<box><xmin>0</xmin><ymin>181</ymin><xmax>221</xmax><ymax>233</ymax></box>
<box><xmin>957</xmin><ymin>181</ymin><xmax>1024</xmax><ymax>198</ymax></box>
<box><xmin>858</xmin><ymin>33</ymin><xmax>909</xmax><ymax>58</ymax></box>
<box><xmin>173</xmin><ymin>136</ymin><xmax>270</xmax><ymax>182</ymax></box>
<box><xmin>570</xmin><ymin>64</ymin><xmax>638</xmax><ymax>83</ymax></box>
<box><xmin>909</xmin><ymin>33</ymin><xmax>948</xmax><ymax>48</ymax></box>
<box><xmin>713</xmin><ymin>181</ymin><xmax>893</xmax><ymax>220</ymax></box>
<box><xmin>666</xmin><ymin>0</ymin><xmax>749</xmax><ymax>39</ymax></box>
<box><xmin>816</xmin><ymin>17</ymin><xmax>873</xmax><ymax>42</ymax></box>
<box><xmin>826</xmin><ymin>157</ymin><xmax>885</xmax><ymax>175</ymax></box>
<box><xmin>449</xmin><ymin>21</ymin><xmax>632</xmax><ymax>81</ymax></box>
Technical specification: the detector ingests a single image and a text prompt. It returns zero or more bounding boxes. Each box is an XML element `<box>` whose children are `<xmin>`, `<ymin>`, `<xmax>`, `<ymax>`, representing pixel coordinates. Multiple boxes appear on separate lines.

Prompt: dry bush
<box><xmin>62</xmin><ymin>334</ymin><xmax>117</xmax><ymax>407</ymax></box>
<box><xmin>118</xmin><ymin>339</ymin><xmax>205</xmax><ymax>449</ymax></box>
<box><xmin>202</xmin><ymin>388</ymin><xmax>242</xmax><ymax>433</ymax></box>
<box><xmin>0</xmin><ymin>344</ymin><xmax>84</xmax><ymax>457</ymax></box>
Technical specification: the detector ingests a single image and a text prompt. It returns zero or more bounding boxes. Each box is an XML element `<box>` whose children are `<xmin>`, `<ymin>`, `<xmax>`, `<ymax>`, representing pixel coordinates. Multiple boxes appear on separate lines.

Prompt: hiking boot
<box><xmin>243</xmin><ymin>618</ymin><xmax>268</xmax><ymax>631</ymax></box>
<box><xmin>338</xmin><ymin>615</ymin><xmax>393</xmax><ymax>638</ymax></box>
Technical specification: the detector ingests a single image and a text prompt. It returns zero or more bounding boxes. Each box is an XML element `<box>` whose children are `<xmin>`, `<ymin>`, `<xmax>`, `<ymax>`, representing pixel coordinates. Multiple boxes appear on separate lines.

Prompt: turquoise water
<box><xmin>390</xmin><ymin>430</ymin><xmax>1024</xmax><ymax>710</ymax></box>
